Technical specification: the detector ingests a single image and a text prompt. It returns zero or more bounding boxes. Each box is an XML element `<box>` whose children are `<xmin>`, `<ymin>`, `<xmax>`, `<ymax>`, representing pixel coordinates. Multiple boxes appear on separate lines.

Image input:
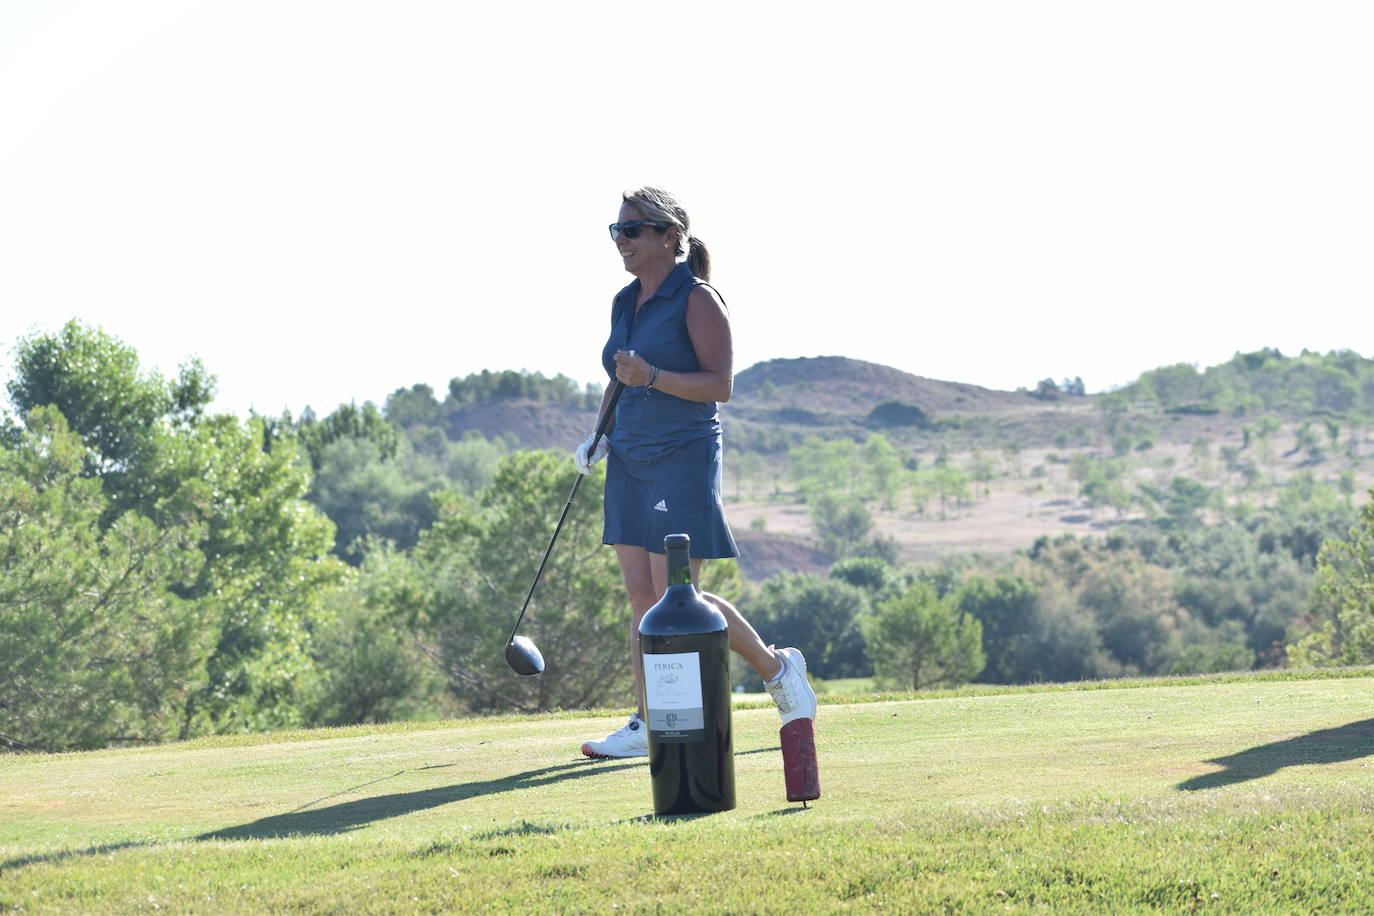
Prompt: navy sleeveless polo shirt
<box><xmin>599</xmin><ymin>262</ymin><xmax>738</xmax><ymax>558</ymax></box>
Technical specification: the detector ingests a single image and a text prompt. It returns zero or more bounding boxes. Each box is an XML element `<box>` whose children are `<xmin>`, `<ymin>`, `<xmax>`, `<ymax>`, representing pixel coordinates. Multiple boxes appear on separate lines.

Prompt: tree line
<box><xmin>1107</xmin><ymin>347</ymin><xmax>1374</xmax><ymax>417</ymax></box>
<box><xmin>3</xmin><ymin>321</ymin><xmax>1373</xmax><ymax>752</ymax></box>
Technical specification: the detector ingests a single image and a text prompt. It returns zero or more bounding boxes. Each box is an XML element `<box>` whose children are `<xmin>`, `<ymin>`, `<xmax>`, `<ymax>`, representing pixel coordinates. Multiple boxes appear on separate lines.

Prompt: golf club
<box><xmin>505</xmin><ymin>378</ymin><xmax>626</xmax><ymax>676</ymax></box>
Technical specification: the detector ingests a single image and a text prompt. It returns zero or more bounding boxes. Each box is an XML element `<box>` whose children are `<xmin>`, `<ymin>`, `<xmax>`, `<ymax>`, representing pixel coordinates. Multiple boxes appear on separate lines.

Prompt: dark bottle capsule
<box><xmin>638</xmin><ymin>533</ymin><xmax>735</xmax><ymax>815</ymax></box>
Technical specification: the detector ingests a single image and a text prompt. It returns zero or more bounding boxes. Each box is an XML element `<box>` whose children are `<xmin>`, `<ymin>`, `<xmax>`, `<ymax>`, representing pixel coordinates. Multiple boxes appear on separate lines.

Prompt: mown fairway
<box><xmin>2</xmin><ymin>671</ymin><xmax>1372</xmax><ymax>913</ymax></box>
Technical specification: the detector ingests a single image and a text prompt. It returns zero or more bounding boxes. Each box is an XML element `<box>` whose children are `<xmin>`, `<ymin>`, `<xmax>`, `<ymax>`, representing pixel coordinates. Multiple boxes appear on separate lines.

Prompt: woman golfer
<box><xmin>575</xmin><ymin>186</ymin><xmax>816</xmax><ymax>758</ymax></box>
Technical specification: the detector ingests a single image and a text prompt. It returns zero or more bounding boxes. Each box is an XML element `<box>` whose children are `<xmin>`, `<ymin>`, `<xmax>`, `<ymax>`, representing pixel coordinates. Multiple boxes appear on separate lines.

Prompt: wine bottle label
<box><xmin>642</xmin><ymin>651</ymin><xmax>705</xmax><ymax>742</ymax></box>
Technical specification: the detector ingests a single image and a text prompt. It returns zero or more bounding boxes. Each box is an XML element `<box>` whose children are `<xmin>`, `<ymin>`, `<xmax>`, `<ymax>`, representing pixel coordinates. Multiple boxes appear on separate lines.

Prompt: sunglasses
<box><xmin>609</xmin><ymin>220</ymin><xmax>669</xmax><ymax>241</ymax></box>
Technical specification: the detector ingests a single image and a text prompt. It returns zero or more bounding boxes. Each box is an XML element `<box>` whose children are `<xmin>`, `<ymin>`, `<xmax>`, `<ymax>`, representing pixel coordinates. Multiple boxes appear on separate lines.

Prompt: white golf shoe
<box><xmin>581</xmin><ymin>714</ymin><xmax>649</xmax><ymax>759</ymax></box>
<box><xmin>765</xmin><ymin>647</ymin><xmax>818</xmax><ymax>725</ymax></box>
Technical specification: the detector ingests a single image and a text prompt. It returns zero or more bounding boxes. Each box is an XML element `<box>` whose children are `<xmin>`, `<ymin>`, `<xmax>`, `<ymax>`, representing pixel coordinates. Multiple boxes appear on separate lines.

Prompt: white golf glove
<box><xmin>573</xmin><ymin>433</ymin><xmax>609</xmax><ymax>475</ymax></box>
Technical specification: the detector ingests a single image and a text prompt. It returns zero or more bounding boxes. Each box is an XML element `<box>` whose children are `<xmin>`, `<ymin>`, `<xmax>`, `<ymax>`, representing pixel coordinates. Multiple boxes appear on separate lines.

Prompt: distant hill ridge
<box><xmin>434</xmin><ymin>347</ymin><xmax>1374</xmax><ymax>451</ymax></box>
<box><xmin>732</xmin><ymin>356</ymin><xmax>1035</xmax><ymax>414</ymax></box>
<box><xmin>441</xmin><ymin>356</ymin><xmax>1045</xmax><ymax>450</ymax></box>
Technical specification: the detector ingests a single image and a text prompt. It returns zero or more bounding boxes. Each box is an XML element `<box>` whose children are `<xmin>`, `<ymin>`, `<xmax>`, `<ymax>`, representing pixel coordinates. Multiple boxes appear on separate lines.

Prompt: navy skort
<box><xmin>603</xmin><ymin>435</ymin><xmax>738</xmax><ymax>558</ymax></box>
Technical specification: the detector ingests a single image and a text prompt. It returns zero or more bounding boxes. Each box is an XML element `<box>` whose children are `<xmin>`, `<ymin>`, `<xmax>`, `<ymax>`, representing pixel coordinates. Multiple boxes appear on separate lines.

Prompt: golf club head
<box><xmin>505</xmin><ymin>634</ymin><xmax>545</xmax><ymax>676</ymax></box>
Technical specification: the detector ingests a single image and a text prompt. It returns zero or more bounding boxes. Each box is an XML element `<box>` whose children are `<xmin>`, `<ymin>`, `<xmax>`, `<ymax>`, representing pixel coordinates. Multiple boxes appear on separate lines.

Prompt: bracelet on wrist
<box><xmin>648</xmin><ymin>365</ymin><xmax>660</xmax><ymax>389</ymax></box>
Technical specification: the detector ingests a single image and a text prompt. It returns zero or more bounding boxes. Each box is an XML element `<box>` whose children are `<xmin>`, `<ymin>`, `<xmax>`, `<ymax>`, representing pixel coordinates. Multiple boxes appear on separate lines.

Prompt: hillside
<box><xmin>439</xmin><ymin>356</ymin><xmax>1093</xmax><ymax>452</ymax></box>
<box><xmin>443</xmin><ymin>400</ymin><xmax>593</xmax><ymax>452</ymax></box>
<box><xmin>430</xmin><ymin>354</ymin><xmax>1372</xmax><ymax>577</ymax></box>
<box><xmin>730</xmin><ymin>355</ymin><xmax>1032</xmax><ymax>414</ymax></box>
<box><xmin>441</xmin><ymin>355</ymin><xmax>1253</xmax><ymax>453</ymax></box>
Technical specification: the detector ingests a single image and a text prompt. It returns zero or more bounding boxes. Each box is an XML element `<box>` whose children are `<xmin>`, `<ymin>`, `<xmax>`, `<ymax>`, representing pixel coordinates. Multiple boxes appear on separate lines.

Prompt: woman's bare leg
<box><xmin>613</xmin><ymin>544</ymin><xmax>658</xmax><ymax>719</ymax></box>
<box><xmin>703</xmin><ymin>589</ymin><xmax>785</xmax><ymax>683</ymax></box>
<box><xmin>643</xmin><ymin>553</ymin><xmax>784</xmax><ymax>683</ymax></box>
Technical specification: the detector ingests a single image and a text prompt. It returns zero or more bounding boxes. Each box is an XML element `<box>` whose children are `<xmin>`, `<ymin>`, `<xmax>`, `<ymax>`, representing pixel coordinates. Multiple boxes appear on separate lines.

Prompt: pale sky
<box><xmin>2</xmin><ymin>1</ymin><xmax>1370</xmax><ymax>418</ymax></box>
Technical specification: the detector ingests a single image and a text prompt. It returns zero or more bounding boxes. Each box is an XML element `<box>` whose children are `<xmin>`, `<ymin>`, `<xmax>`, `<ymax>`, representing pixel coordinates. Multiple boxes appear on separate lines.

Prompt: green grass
<box><xmin>3</xmin><ymin>671</ymin><xmax>1374</xmax><ymax>912</ymax></box>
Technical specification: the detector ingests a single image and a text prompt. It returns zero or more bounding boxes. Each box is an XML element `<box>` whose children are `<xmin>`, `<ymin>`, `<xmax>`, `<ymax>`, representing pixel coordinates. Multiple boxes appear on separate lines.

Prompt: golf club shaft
<box><xmin>506</xmin><ymin>380</ymin><xmax>625</xmax><ymax>646</ymax></box>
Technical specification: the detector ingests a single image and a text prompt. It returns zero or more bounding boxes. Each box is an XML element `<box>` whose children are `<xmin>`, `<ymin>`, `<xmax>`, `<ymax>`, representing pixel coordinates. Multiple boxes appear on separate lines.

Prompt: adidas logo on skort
<box><xmin>653</xmin><ymin>499</ymin><xmax>668</xmax><ymax>512</ymax></box>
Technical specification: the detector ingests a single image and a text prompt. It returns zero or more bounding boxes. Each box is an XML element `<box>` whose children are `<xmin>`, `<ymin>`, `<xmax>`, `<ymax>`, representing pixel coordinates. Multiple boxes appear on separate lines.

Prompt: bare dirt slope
<box><xmin>729</xmin><ymin>431</ymin><xmax>1373</xmax><ymax>580</ymax></box>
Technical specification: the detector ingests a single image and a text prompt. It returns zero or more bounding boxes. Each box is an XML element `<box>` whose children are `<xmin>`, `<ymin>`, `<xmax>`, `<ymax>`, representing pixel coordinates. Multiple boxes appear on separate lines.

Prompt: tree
<box><xmin>1293</xmin><ymin>421</ymin><xmax>1322</xmax><ymax>463</ymax></box>
<box><xmin>1026</xmin><ymin>537</ymin><xmax>1191</xmax><ymax>676</ymax></box>
<box><xmin>1142</xmin><ymin>522</ymin><xmax>1309</xmax><ymax>660</ymax></box>
<box><xmin>1277</xmin><ymin>470</ymin><xmax>1342</xmax><ymax>516</ymax></box>
<box><xmin>384</xmin><ymin>383</ymin><xmax>443</xmax><ymax>430</ymax></box>
<box><xmin>293</xmin><ymin>401</ymin><xmax>399</xmax><ymax>470</ymax></box>
<box><xmin>867</xmin><ymin>400</ymin><xmax>929</xmax><ymax>429</ymax></box>
<box><xmin>809</xmin><ymin>492</ymin><xmax>874</xmax><ymax>558</ymax></box>
<box><xmin>0</xmin><ymin>409</ymin><xmax>211</xmax><ymax>751</ymax></box>
<box><xmin>1340</xmin><ymin>471</ymin><xmax>1358</xmax><ymax>507</ymax></box>
<box><xmin>1170</xmin><ymin>639</ymin><xmax>1254</xmax><ymax>675</ymax></box>
<box><xmin>1077</xmin><ymin>553</ymin><xmax>1184</xmax><ymax>673</ymax></box>
<box><xmin>729</xmin><ymin>450</ymin><xmax>768</xmax><ymax>501</ymax></box>
<box><xmin>750</xmin><ymin>573</ymin><xmax>872</xmax><ymax>680</ymax></box>
<box><xmin>304</xmin><ymin>542</ymin><xmax>451</xmax><ymax>726</ymax></box>
<box><xmin>1133</xmin><ymin>363</ymin><xmax>1206</xmax><ymax>409</ymax></box>
<box><xmin>1000</xmin><ymin>442</ymin><xmax>1023</xmax><ymax>478</ymax></box>
<box><xmin>1018</xmin><ymin>581</ymin><xmax>1125</xmax><ymax>683</ymax></box>
<box><xmin>1137</xmin><ymin>476</ymin><xmax>1218</xmax><ymax>528</ymax></box>
<box><xmin>789</xmin><ymin>437</ymin><xmax>861</xmax><ymax>502</ymax></box>
<box><xmin>8</xmin><ymin>320</ymin><xmax>214</xmax><ymax>510</ymax></box>
<box><xmin>909</xmin><ymin>469</ymin><xmax>934</xmax><ymax>517</ymax></box>
<box><xmin>863</xmin><ymin>583</ymin><xmax>985</xmax><ymax>690</ymax></box>
<box><xmin>930</xmin><ymin>466</ymin><xmax>971</xmax><ymax>519</ymax></box>
<box><xmin>954</xmin><ymin>575</ymin><xmax>1038</xmax><ymax>684</ymax></box>
<box><xmin>159</xmin><ymin>414</ymin><xmax>349</xmax><ymax>735</ymax></box>
<box><xmin>308</xmin><ymin>435</ymin><xmax>436</xmax><ymax>559</ymax></box>
<box><xmin>1289</xmin><ymin>487</ymin><xmax>1374</xmax><ymax>666</ymax></box>
<box><xmin>444</xmin><ymin>369</ymin><xmax>593</xmax><ymax>408</ymax></box>
<box><xmin>829</xmin><ymin>556</ymin><xmax>906</xmax><ymax>603</ymax></box>
<box><xmin>966</xmin><ymin>447</ymin><xmax>997</xmax><ymax>500</ymax></box>
<box><xmin>398</xmin><ymin>451</ymin><xmax>631</xmax><ymax>712</ymax></box>
<box><xmin>1073</xmin><ymin>455</ymin><xmax>1131</xmax><ymax>518</ymax></box>
<box><xmin>393</xmin><ymin>426</ymin><xmax>509</xmax><ymax>501</ymax></box>
<box><xmin>860</xmin><ymin>434</ymin><xmax>905</xmax><ymax>509</ymax></box>
<box><xmin>1254</xmin><ymin>416</ymin><xmax>1282</xmax><ymax>475</ymax></box>
<box><xmin>8</xmin><ymin>323</ymin><xmax>349</xmax><ymax>736</ymax></box>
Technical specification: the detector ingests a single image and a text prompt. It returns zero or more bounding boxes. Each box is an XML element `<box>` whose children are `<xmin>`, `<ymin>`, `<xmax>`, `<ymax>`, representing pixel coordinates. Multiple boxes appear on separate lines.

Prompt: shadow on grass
<box><xmin>204</xmin><ymin>745</ymin><xmax>784</xmax><ymax>840</ymax></box>
<box><xmin>199</xmin><ymin>759</ymin><xmax>644</xmax><ymax>840</ymax></box>
<box><xmin>0</xmin><ymin>841</ymin><xmax>155</xmax><ymax>876</ymax></box>
<box><xmin>1</xmin><ymin>745</ymin><xmax>789</xmax><ymax>874</ymax></box>
<box><xmin>0</xmin><ymin>759</ymin><xmax>643</xmax><ymax>875</ymax></box>
<box><xmin>1177</xmin><ymin>718</ymin><xmax>1374</xmax><ymax>791</ymax></box>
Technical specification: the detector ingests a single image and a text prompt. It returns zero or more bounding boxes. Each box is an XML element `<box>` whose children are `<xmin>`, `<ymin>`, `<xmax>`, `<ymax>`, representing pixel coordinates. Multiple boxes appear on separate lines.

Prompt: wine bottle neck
<box><xmin>665</xmin><ymin>545</ymin><xmax>692</xmax><ymax>587</ymax></box>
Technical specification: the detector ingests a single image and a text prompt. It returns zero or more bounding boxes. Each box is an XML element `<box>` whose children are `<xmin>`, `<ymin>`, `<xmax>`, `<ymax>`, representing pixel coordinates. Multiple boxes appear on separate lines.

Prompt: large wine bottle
<box><xmin>638</xmin><ymin>533</ymin><xmax>736</xmax><ymax>815</ymax></box>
